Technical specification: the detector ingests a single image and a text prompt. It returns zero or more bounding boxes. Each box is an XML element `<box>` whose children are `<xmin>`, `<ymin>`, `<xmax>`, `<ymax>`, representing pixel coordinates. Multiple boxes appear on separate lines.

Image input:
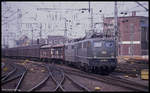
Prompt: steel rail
<box><xmin>51</xmin><ymin>65</ymin><xmax>90</xmax><ymax>92</ymax></box>
<box><xmin>1</xmin><ymin>64</ymin><xmax>17</xmax><ymax>80</ymax></box>
<box><xmin>1</xmin><ymin>64</ymin><xmax>26</xmax><ymax>85</ymax></box>
<box><xmin>49</xmin><ymin>67</ymin><xmax>65</xmax><ymax>92</ymax></box>
<box><xmin>108</xmin><ymin>75</ymin><xmax>148</xmax><ymax>90</ymax></box>
<box><xmin>58</xmin><ymin>65</ymin><xmax>148</xmax><ymax>91</ymax></box>
<box><xmin>64</xmin><ymin>72</ymin><xmax>90</xmax><ymax>92</ymax></box>
<box><xmin>28</xmin><ymin>65</ymin><xmax>50</xmax><ymax>91</ymax></box>
<box><xmin>14</xmin><ymin>66</ymin><xmax>27</xmax><ymax>92</ymax></box>
<box><xmin>64</xmin><ymin>69</ymin><xmax>148</xmax><ymax>92</ymax></box>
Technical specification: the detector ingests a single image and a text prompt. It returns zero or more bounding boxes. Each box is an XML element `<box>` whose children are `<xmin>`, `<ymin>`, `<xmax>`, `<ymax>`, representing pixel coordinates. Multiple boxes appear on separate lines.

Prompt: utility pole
<box><xmin>38</xmin><ymin>23</ymin><xmax>42</xmax><ymax>44</ymax></box>
<box><xmin>5</xmin><ymin>17</ymin><xmax>9</xmax><ymax>48</ymax></box>
<box><xmin>130</xmin><ymin>23</ymin><xmax>134</xmax><ymax>56</ymax></box>
<box><xmin>31</xmin><ymin>27</ymin><xmax>33</xmax><ymax>45</ymax></box>
<box><xmin>16</xmin><ymin>8</ymin><xmax>22</xmax><ymax>47</ymax></box>
<box><xmin>17</xmin><ymin>9</ymin><xmax>22</xmax><ymax>38</ymax></box>
<box><xmin>114</xmin><ymin>1</ymin><xmax>118</xmax><ymax>56</ymax></box>
<box><xmin>4</xmin><ymin>17</ymin><xmax>9</xmax><ymax>48</ymax></box>
<box><xmin>102</xmin><ymin>14</ymin><xmax>104</xmax><ymax>34</ymax></box>
<box><xmin>2</xmin><ymin>2</ymin><xmax>9</xmax><ymax>48</ymax></box>
<box><xmin>64</xmin><ymin>19</ymin><xmax>67</xmax><ymax>39</ymax></box>
<box><xmin>39</xmin><ymin>23</ymin><xmax>42</xmax><ymax>39</ymax></box>
<box><xmin>89</xmin><ymin>1</ymin><xmax>93</xmax><ymax>34</ymax></box>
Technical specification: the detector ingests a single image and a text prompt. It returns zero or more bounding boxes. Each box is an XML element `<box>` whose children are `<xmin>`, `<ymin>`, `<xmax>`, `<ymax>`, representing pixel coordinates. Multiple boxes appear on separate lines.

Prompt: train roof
<box><xmin>3</xmin><ymin>44</ymin><xmax>43</xmax><ymax>50</ymax></box>
<box><xmin>65</xmin><ymin>37</ymin><xmax>115</xmax><ymax>45</ymax></box>
<box><xmin>40</xmin><ymin>44</ymin><xmax>64</xmax><ymax>48</ymax></box>
<box><xmin>18</xmin><ymin>44</ymin><xmax>42</xmax><ymax>49</ymax></box>
<box><xmin>40</xmin><ymin>44</ymin><xmax>52</xmax><ymax>48</ymax></box>
<box><xmin>52</xmin><ymin>44</ymin><xmax>64</xmax><ymax>48</ymax></box>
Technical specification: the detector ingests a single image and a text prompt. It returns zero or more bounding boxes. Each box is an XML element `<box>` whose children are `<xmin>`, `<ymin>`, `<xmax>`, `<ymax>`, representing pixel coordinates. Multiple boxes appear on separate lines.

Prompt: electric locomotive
<box><xmin>65</xmin><ymin>34</ymin><xmax>117</xmax><ymax>74</ymax></box>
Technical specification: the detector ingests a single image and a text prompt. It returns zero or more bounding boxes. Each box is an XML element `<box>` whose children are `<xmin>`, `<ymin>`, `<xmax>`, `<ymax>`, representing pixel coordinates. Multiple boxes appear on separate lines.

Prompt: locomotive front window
<box><xmin>105</xmin><ymin>42</ymin><xmax>113</xmax><ymax>47</ymax></box>
<box><xmin>94</xmin><ymin>42</ymin><xmax>102</xmax><ymax>47</ymax></box>
<box><xmin>87</xmin><ymin>41</ymin><xmax>91</xmax><ymax>48</ymax></box>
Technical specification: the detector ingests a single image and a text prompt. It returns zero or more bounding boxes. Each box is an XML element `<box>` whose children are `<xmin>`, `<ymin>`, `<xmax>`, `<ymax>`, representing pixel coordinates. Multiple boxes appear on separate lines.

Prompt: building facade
<box><xmin>47</xmin><ymin>35</ymin><xmax>67</xmax><ymax>45</ymax></box>
<box><xmin>103</xmin><ymin>15</ymin><xmax>148</xmax><ymax>56</ymax></box>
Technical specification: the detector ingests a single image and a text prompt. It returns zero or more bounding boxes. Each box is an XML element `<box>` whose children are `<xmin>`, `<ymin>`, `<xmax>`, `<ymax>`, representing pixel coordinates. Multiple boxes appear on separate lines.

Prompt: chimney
<box><xmin>132</xmin><ymin>11</ymin><xmax>136</xmax><ymax>16</ymax></box>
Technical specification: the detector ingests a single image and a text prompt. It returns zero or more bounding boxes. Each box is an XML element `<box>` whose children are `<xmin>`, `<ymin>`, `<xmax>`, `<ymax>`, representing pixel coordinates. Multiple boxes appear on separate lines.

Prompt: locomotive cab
<box><xmin>92</xmin><ymin>40</ymin><xmax>116</xmax><ymax>58</ymax></box>
<box><xmin>89</xmin><ymin>39</ymin><xmax>117</xmax><ymax>74</ymax></box>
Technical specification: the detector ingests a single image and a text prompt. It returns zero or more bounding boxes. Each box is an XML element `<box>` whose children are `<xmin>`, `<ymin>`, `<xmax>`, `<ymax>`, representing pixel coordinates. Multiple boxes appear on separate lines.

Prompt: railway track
<box><xmin>29</xmin><ymin>64</ymin><xmax>90</xmax><ymax>92</ymax></box>
<box><xmin>1</xmin><ymin>63</ymin><xmax>26</xmax><ymax>84</ymax></box>
<box><xmin>28</xmin><ymin>65</ymin><xmax>53</xmax><ymax>91</ymax></box>
<box><xmin>1</xmin><ymin>63</ymin><xmax>27</xmax><ymax>92</ymax></box>
<box><xmin>1</xmin><ymin>63</ymin><xmax>17</xmax><ymax>80</ymax></box>
<box><xmin>1</xmin><ymin>59</ymin><xmax>148</xmax><ymax>92</ymax></box>
<box><xmin>56</xmin><ymin>64</ymin><xmax>148</xmax><ymax>92</ymax></box>
<box><xmin>51</xmin><ymin>66</ymin><xmax>90</xmax><ymax>92</ymax></box>
<box><xmin>108</xmin><ymin>74</ymin><xmax>148</xmax><ymax>91</ymax></box>
<box><xmin>2</xmin><ymin>62</ymin><xmax>48</xmax><ymax>92</ymax></box>
<box><xmin>63</xmin><ymin>72</ymin><xmax>91</xmax><ymax>91</ymax></box>
<box><xmin>28</xmin><ymin>64</ymin><xmax>64</xmax><ymax>92</ymax></box>
<box><xmin>16</xmin><ymin>63</ymin><xmax>48</xmax><ymax>91</ymax></box>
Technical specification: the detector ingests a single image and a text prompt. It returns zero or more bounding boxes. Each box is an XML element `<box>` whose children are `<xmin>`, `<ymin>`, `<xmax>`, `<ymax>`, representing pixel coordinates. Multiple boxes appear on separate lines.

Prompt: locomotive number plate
<box><xmin>102</xmin><ymin>51</ymin><xmax>107</xmax><ymax>54</ymax></box>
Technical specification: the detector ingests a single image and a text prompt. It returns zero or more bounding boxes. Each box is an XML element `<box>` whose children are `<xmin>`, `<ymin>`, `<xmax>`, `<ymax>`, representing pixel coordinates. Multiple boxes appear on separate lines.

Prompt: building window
<box><xmin>87</xmin><ymin>41</ymin><xmax>91</xmax><ymax>48</ymax></box>
<box><xmin>141</xmin><ymin>27</ymin><xmax>147</xmax><ymax>41</ymax></box>
<box><xmin>83</xmin><ymin>42</ymin><xmax>86</xmax><ymax>48</ymax></box>
<box><xmin>140</xmin><ymin>20</ymin><xmax>145</xmax><ymax>24</ymax></box>
<box><xmin>141</xmin><ymin>41</ymin><xmax>148</xmax><ymax>50</ymax></box>
<box><xmin>78</xmin><ymin>43</ymin><xmax>82</xmax><ymax>48</ymax></box>
<box><xmin>105</xmin><ymin>42</ymin><xmax>113</xmax><ymax>47</ymax></box>
<box><xmin>94</xmin><ymin>42</ymin><xmax>102</xmax><ymax>47</ymax></box>
<box><xmin>72</xmin><ymin>45</ymin><xmax>74</xmax><ymax>49</ymax></box>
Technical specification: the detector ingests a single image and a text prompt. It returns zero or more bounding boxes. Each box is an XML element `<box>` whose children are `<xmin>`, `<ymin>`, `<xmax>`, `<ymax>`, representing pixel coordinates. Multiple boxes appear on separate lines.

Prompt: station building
<box><xmin>103</xmin><ymin>13</ymin><xmax>148</xmax><ymax>56</ymax></box>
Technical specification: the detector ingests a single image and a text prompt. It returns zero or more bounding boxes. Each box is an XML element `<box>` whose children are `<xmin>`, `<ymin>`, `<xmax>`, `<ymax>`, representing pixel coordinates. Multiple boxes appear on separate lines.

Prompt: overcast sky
<box><xmin>1</xmin><ymin>1</ymin><xmax>149</xmax><ymax>47</ymax></box>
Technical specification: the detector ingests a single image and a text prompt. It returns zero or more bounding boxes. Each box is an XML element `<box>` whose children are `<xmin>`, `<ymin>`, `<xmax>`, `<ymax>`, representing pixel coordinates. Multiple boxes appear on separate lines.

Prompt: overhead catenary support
<box><xmin>37</xmin><ymin>7</ymin><xmax>89</xmax><ymax>39</ymax></box>
<box><xmin>89</xmin><ymin>1</ymin><xmax>93</xmax><ymax>34</ymax></box>
<box><xmin>2</xmin><ymin>11</ymin><xmax>29</xmax><ymax>25</ymax></box>
<box><xmin>39</xmin><ymin>23</ymin><xmax>42</xmax><ymax>39</ymax></box>
<box><xmin>31</xmin><ymin>27</ymin><xmax>33</xmax><ymax>45</ymax></box>
<box><xmin>17</xmin><ymin>8</ymin><xmax>22</xmax><ymax>40</ymax></box>
<box><xmin>114</xmin><ymin>1</ymin><xmax>119</xmax><ymax>56</ymax></box>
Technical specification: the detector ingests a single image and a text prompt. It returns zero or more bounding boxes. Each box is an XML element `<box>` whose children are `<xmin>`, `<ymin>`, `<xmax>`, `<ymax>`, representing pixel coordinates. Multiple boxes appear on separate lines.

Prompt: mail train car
<box><xmin>40</xmin><ymin>44</ymin><xmax>65</xmax><ymax>63</ymax></box>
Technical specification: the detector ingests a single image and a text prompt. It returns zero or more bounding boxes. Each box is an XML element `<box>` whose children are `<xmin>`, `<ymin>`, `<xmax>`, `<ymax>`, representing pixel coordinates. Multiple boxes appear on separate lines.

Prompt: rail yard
<box><xmin>1</xmin><ymin>57</ymin><xmax>149</xmax><ymax>92</ymax></box>
<box><xmin>1</xmin><ymin>1</ymin><xmax>149</xmax><ymax>92</ymax></box>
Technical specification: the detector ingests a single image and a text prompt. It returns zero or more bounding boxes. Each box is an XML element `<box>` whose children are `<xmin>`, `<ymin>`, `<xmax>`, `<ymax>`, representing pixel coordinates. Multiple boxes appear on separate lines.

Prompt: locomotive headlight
<box><xmin>101</xmin><ymin>51</ymin><xmax>107</xmax><ymax>54</ymax></box>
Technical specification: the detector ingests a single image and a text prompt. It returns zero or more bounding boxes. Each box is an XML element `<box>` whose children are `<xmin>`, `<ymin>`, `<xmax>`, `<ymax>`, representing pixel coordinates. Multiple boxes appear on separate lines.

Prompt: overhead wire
<box><xmin>2</xmin><ymin>11</ymin><xmax>29</xmax><ymax>25</ymax></box>
<box><xmin>136</xmin><ymin>1</ymin><xmax>148</xmax><ymax>11</ymax></box>
<box><xmin>2</xmin><ymin>10</ymin><xmax>19</xmax><ymax>22</ymax></box>
<box><xmin>102</xmin><ymin>2</ymin><xmax>148</xmax><ymax>17</ymax></box>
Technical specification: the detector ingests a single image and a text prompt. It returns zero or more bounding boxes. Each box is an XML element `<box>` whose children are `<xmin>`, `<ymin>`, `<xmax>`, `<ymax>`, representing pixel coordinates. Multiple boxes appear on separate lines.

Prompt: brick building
<box><xmin>47</xmin><ymin>35</ymin><xmax>67</xmax><ymax>45</ymax></box>
<box><xmin>103</xmin><ymin>15</ymin><xmax>148</xmax><ymax>56</ymax></box>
